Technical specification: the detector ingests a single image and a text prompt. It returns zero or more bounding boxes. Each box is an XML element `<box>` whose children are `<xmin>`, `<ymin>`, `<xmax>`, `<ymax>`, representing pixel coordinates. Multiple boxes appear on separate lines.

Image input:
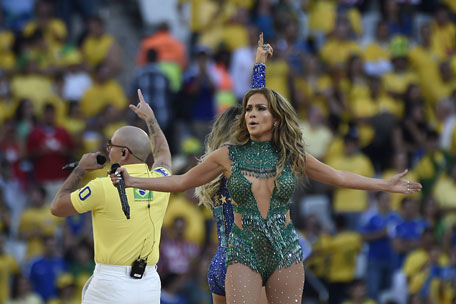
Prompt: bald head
<box><xmin>112</xmin><ymin>126</ymin><xmax>150</xmax><ymax>163</ymax></box>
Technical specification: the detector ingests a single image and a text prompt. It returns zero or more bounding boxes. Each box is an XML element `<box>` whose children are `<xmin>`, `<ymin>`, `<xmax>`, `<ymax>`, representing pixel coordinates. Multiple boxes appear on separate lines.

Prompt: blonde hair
<box><xmin>232</xmin><ymin>88</ymin><xmax>307</xmax><ymax>179</ymax></box>
<box><xmin>195</xmin><ymin>106</ymin><xmax>242</xmax><ymax>208</ymax></box>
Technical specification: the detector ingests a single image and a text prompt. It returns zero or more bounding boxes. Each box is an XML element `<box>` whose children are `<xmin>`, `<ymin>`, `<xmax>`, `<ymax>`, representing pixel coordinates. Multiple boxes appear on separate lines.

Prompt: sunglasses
<box><xmin>107</xmin><ymin>140</ymin><xmax>145</xmax><ymax>162</ymax></box>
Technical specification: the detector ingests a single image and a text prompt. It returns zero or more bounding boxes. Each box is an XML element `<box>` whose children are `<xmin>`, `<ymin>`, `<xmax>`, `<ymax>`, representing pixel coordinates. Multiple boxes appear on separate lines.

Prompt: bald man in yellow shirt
<box><xmin>50</xmin><ymin>90</ymin><xmax>172</xmax><ymax>304</ymax></box>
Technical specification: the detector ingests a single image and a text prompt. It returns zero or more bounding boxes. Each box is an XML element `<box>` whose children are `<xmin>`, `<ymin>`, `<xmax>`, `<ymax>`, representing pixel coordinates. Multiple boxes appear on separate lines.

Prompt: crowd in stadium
<box><xmin>0</xmin><ymin>0</ymin><xmax>456</xmax><ymax>303</ymax></box>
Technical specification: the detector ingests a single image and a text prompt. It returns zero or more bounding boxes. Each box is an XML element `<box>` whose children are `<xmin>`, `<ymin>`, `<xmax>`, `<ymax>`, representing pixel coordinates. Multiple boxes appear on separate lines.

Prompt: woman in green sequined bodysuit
<box><xmin>110</xmin><ymin>89</ymin><xmax>422</xmax><ymax>303</ymax></box>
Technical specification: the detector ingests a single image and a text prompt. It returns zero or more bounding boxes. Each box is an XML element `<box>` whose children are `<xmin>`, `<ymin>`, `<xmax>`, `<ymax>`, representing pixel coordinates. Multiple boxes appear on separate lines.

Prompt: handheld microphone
<box><xmin>62</xmin><ymin>155</ymin><xmax>106</xmax><ymax>171</ymax></box>
<box><xmin>110</xmin><ymin>163</ymin><xmax>130</xmax><ymax>220</ymax></box>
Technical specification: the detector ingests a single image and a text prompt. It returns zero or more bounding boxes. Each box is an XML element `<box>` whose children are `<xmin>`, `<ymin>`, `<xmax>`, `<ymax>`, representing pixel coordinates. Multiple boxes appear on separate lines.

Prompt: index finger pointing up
<box><xmin>137</xmin><ymin>89</ymin><xmax>145</xmax><ymax>104</ymax></box>
<box><xmin>258</xmin><ymin>32</ymin><xmax>263</xmax><ymax>48</ymax></box>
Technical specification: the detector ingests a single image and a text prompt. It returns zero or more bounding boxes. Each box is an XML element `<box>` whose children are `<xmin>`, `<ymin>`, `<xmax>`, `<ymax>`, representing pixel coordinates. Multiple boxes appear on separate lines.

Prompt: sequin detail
<box><xmin>252</xmin><ymin>63</ymin><xmax>266</xmax><ymax>89</ymax></box>
<box><xmin>226</xmin><ymin>141</ymin><xmax>303</xmax><ymax>285</ymax></box>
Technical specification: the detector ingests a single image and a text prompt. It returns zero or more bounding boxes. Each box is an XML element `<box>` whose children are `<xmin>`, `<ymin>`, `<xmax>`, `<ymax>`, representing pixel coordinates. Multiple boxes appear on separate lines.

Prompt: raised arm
<box><xmin>131</xmin><ymin>89</ymin><xmax>172</xmax><ymax>172</ymax></box>
<box><xmin>112</xmin><ymin>147</ymin><xmax>229</xmax><ymax>193</ymax></box>
<box><xmin>304</xmin><ymin>153</ymin><xmax>422</xmax><ymax>194</ymax></box>
<box><xmin>252</xmin><ymin>33</ymin><xmax>273</xmax><ymax>89</ymax></box>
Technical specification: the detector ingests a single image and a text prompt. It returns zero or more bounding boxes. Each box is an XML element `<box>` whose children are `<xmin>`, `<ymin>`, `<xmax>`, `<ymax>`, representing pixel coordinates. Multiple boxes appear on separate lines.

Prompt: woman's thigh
<box><xmin>225</xmin><ymin>263</ymin><xmax>263</xmax><ymax>304</ymax></box>
<box><xmin>265</xmin><ymin>262</ymin><xmax>305</xmax><ymax>304</ymax></box>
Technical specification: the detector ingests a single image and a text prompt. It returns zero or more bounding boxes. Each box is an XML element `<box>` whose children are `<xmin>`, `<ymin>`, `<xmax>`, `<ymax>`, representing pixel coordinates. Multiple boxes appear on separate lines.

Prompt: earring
<box><xmin>274</xmin><ymin>121</ymin><xmax>278</xmax><ymax>127</ymax></box>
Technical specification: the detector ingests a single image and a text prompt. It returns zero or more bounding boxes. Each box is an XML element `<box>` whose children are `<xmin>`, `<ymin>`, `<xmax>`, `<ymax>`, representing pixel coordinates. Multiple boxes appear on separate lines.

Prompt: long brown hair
<box><xmin>231</xmin><ymin>88</ymin><xmax>307</xmax><ymax>179</ymax></box>
<box><xmin>195</xmin><ymin>106</ymin><xmax>242</xmax><ymax>208</ymax></box>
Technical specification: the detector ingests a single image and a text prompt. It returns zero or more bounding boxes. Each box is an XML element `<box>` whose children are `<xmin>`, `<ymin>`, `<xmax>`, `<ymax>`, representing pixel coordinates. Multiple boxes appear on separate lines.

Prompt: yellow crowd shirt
<box><xmin>81</xmin><ymin>34</ymin><xmax>114</xmax><ymax>67</ymax></box>
<box><xmin>324</xmin><ymin>231</ymin><xmax>362</xmax><ymax>282</ymax></box>
<box><xmin>80</xmin><ymin>79</ymin><xmax>127</xmax><ymax>118</ymax></box>
<box><xmin>327</xmin><ymin>153</ymin><xmax>374</xmax><ymax>212</ymax></box>
<box><xmin>0</xmin><ymin>254</ymin><xmax>19</xmax><ymax>303</ymax></box>
<box><xmin>70</xmin><ymin>164</ymin><xmax>171</xmax><ymax>266</ymax></box>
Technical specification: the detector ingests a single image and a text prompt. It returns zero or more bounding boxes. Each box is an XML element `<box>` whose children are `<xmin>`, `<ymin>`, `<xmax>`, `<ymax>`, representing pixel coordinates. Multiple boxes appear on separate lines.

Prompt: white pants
<box><xmin>82</xmin><ymin>263</ymin><xmax>161</xmax><ymax>304</ymax></box>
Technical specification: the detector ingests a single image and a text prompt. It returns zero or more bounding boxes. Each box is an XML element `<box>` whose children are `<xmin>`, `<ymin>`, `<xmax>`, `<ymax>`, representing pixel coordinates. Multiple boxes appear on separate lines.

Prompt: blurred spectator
<box><xmin>325</xmin><ymin>215</ymin><xmax>362</xmax><ymax>304</ymax></box>
<box><xmin>327</xmin><ymin>130</ymin><xmax>375</xmax><ymax>229</ymax></box>
<box><xmin>408</xmin><ymin>23</ymin><xmax>441</xmax><ymax>104</ymax></box>
<box><xmin>382</xmin><ymin>36</ymin><xmax>418</xmax><ymax>100</ymax></box>
<box><xmin>0</xmin><ymin>231</ymin><xmax>19</xmax><ymax>304</ymax></box>
<box><xmin>22</xmin><ymin>0</ymin><xmax>67</xmax><ymax>54</ymax></box>
<box><xmin>10</xmin><ymin>59</ymin><xmax>55</xmax><ymax>118</ymax></box>
<box><xmin>230</xmin><ymin>24</ymin><xmax>258</xmax><ymax>100</ymax></box>
<box><xmin>0</xmin><ymin>188</ymin><xmax>12</xmax><ymax>235</ymax></box>
<box><xmin>320</xmin><ymin>14</ymin><xmax>361</xmax><ymax>67</ymax></box>
<box><xmin>420</xmin><ymin>196</ymin><xmax>445</xmax><ymax>241</ymax></box>
<box><xmin>414</xmin><ymin>129</ymin><xmax>451</xmax><ymax>197</ymax></box>
<box><xmin>278</xmin><ymin>19</ymin><xmax>309</xmax><ymax>75</ymax></box>
<box><xmin>341</xmin><ymin>278</ymin><xmax>376</xmax><ymax>304</ymax></box>
<box><xmin>299</xmin><ymin>105</ymin><xmax>333</xmax><ymax>160</ymax></box>
<box><xmin>130</xmin><ymin>49</ymin><xmax>172</xmax><ymax>138</ymax></box>
<box><xmin>436</xmin><ymin>97</ymin><xmax>456</xmax><ymax>153</ymax></box>
<box><xmin>80</xmin><ymin>64</ymin><xmax>127</xmax><ymax>118</ymax></box>
<box><xmin>162</xmin><ymin>187</ymin><xmax>205</xmax><ymax>246</ymax></box>
<box><xmin>212</xmin><ymin>47</ymin><xmax>236</xmax><ymax>114</ymax></box>
<box><xmin>136</xmin><ymin>22</ymin><xmax>187</xmax><ymax>70</ymax></box>
<box><xmin>80</xmin><ymin>15</ymin><xmax>122</xmax><ymax>75</ymax></box>
<box><xmin>363</xmin><ymin>20</ymin><xmax>392</xmax><ymax>77</ymax></box>
<box><xmin>361</xmin><ymin>191</ymin><xmax>400</xmax><ymax>300</ymax></box>
<box><xmin>381</xmin><ymin>0</ymin><xmax>413</xmax><ymax>38</ymax></box>
<box><xmin>66</xmin><ymin>240</ymin><xmax>94</xmax><ymax>302</ymax></box>
<box><xmin>402</xmin><ymin>229</ymin><xmax>448</xmax><ymax>298</ymax></box>
<box><xmin>159</xmin><ymin>217</ymin><xmax>201</xmax><ymax>276</ymax></box>
<box><xmin>27</xmin><ymin>236</ymin><xmax>67</xmax><ymax>302</ymax></box>
<box><xmin>18</xmin><ymin>185</ymin><xmax>61</xmax><ymax>260</ymax></box>
<box><xmin>26</xmin><ymin>103</ymin><xmax>73</xmax><ymax>200</ymax></box>
<box><xmin>13</xmin><ymin>99</ymin><xmax>36</xmax><ymax>145</ymax></box>
<box><xmin>253</xmin><ymin>0</ymin><xmax>276</xmax><ymax>41</ymax></box>
<box><xmin>46</xmin><ymin>273</ymin><xmax>78</xmax><ymax>304</ymax></box>
<box><xmin>392</xmin><ymin>198</ymin><xmax>428</xmax><ymax>268</ymax></box>
<box><xmin>53</xmin><ymin>0</ymin><xmax>94</xmax><ymax>39</ymax></box>
<box><xmin>6</xmin><ymin>274</ymin><xmax>43</xmax><ymax>304</ymax></box>
<box><xmin>180</xmin><ymin>47</ymin><xmax>216</xmax><ymax>143</ymax></box>
<box><xmin>0</xmin><ymin>120</ymin><xmax>28</xmax><ymax>188</ymax></box>
<box><xmin>0</xmin><ymin>159</ymin><xmax>27</xmax><ymax>237</ymax></box>
<box><xmin>61</xmin><ymin>50</ymin><xmax>92</xmax><ymax>102</ymax></box>
<box><xmin>430</xmin><ymin>4</ymin><xmax>455</xmax><ymax>61</ymax></box>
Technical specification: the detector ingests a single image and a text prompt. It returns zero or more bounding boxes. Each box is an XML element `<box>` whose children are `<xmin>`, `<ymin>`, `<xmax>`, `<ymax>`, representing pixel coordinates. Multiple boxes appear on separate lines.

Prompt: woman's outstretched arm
<box><xmin>304</xmin><ymin>153</ymin><xmax>421</xmax><ymax>194</ymax></box>
<box><xmin>111</xmin><ymin>147</ymin><xmax>228</xmax><ymax>192</ymax></box>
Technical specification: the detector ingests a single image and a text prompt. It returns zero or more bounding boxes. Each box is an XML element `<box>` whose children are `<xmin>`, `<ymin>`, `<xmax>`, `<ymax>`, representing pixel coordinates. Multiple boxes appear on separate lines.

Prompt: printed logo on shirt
<box><xmin>154</xmin><ymin>168</ymin><xmax>169</xmax><ymax>177</ymax></box>
<box><xmin>79</xmin><ymin>186</ymin><xmax>91</xmax><ymax>201</ymax></box>
<box><xmin>134</xmin><ymin>188</ymin><xmax>153</xmax><ymax>201</ymax></box>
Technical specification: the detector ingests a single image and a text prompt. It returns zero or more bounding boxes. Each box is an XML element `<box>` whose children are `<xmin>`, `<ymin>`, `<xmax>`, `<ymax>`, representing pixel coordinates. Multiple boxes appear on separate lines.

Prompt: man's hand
<box><xmin>255</xmin><ymin>33</ymin><xmax>273</xmax><ymax>64</ymax></box>
<box><xmin>77</xmin><ymin>152</ymin><xmax>105</xmax><ymax>172</ymax></box>
<box><xmin>130</xmin><ymin>89</ymin><xmax>155</xmax><ymax>121</ymax></box>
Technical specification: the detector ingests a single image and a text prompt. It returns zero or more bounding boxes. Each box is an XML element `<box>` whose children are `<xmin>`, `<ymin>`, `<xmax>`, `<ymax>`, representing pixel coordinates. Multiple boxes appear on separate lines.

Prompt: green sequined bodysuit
<box><xmin>226</xmin><ymin>140</ymin><xmax>303</xmax><ymax>285</ymax></box>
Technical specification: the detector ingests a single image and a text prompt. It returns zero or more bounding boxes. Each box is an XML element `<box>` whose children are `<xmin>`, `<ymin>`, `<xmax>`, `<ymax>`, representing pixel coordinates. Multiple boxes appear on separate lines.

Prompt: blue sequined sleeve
<box><xmin>252</xmin><ymin>63</ymin><xmax>266</xmax><ymax>89</ymax></box>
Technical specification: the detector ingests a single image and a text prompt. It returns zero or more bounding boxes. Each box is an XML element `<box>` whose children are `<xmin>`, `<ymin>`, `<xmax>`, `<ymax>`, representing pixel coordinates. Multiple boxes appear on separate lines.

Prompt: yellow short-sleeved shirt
<box><xmin>70</xmin><ymin>164</ymin><xmax>171</xmax><ymax>266</ymax></box>
<box><xmin>382</xmin><ymin>71</ymin><xmax>418</xmax><ymax>95</ymax></box>
<box><xmin>0</xmin><ymin>254</ymin><xmax>19</xmax><ymax>303</ymax></box>
<box><xmin>80</xmin><ymin>80</ymin><xmax>127</xmax><ymax>118</ymax></box>
<box><xmin>81</xmin><ymin>34</ymin><xmax>114</xmax><ymax>67</ymax></box>
<box><xmin>320</xmin><ymin>39</ymin><xmax>361</xmax><ymax>67</ymax></box>
<box><xmin>363</xmin><ymin>42</ymin><xmax>390</xmax><ymax>62</ymax></box>
<box><xmin>324</xmin><ymin>231</ymin><xmax>362</xmax><ymax>282</ymax></box>
<box><xmin>327</xmin><ymin>154</ymin><xmax>374</xmax><ymax>212</ymax></box>
<box><xmin>431</xmin><ymin>22</ymin><xmax>456</xmax><ymax>61</ymax></box>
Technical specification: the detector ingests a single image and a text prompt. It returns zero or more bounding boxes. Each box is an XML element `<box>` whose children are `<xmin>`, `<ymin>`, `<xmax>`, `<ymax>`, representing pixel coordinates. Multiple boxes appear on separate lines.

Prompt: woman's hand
<box><xmin>386</xmin><ymin>169</ymin><xmax>422</xmax><ymax>194</ymax></box>
<box><xmin>130</xmin><ymin>89</ymin><xmax>155</xmax><ymax>121</ymax></box>
<box><xmin>255</xmin><ymin>33</ymin><xmax>273</xmax><ymax>64</ymax></box>
<box><xmin>110</xmin><ymin>167</ymin><xmax>133</xmax><ymax>188</ymax></box>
